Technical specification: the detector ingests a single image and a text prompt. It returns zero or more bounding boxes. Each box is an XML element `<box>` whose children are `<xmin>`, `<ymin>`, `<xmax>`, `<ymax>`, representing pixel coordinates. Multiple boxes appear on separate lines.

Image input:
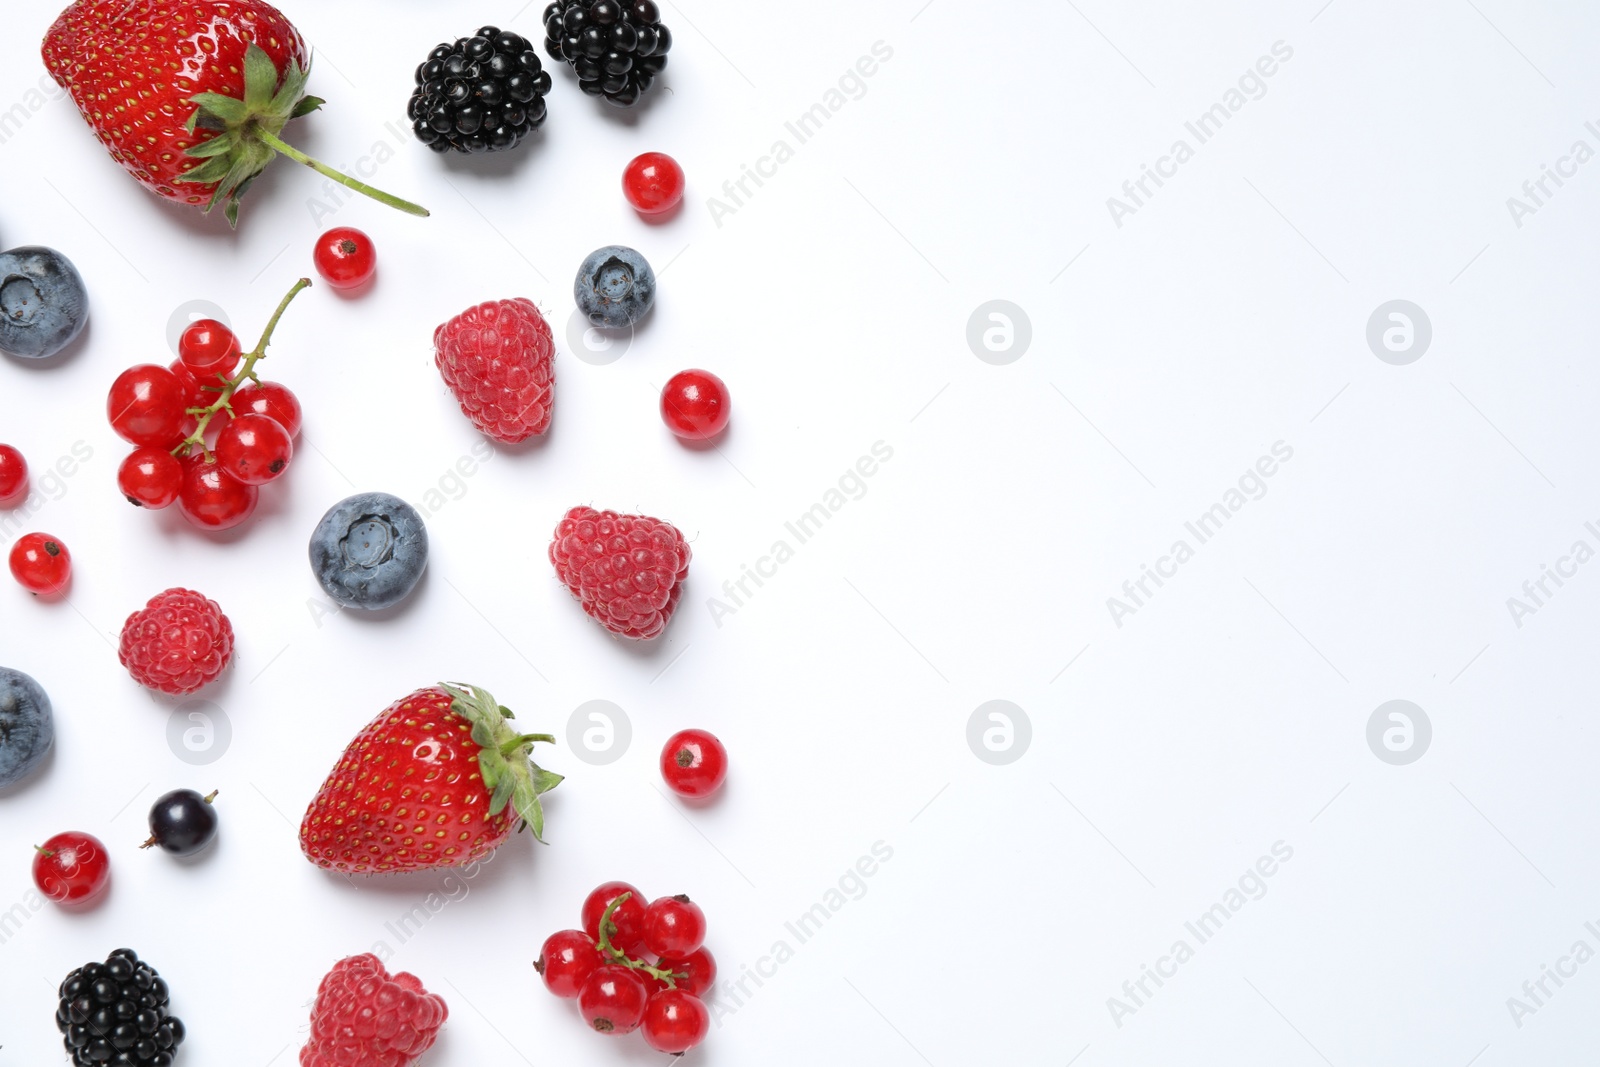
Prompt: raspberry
<box><xmin>117</xmin><ymin>588</ymin><xmax>234</xmax><ymax>695</ymax></box>
<box><xmin>300</xmin><ymin>955</ymin><xmax>448</xmax><ymax>1067</ymax></box>
<box><xmin>433</xmin><ymin>298</ymin><xmax>555</xmax><ymax>443</ymax></box>
<box><xmin>549</xmin><ymin>506</ymin><xmax>690</xmax><ymax>640</ymax></box>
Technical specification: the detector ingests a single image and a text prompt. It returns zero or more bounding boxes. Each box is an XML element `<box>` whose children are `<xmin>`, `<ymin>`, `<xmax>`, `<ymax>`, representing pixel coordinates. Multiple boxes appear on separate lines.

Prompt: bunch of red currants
<box><xmin>537</xmin><ymin>881</ymin><xmax>715</xmax><ymax>1053</ymax></box>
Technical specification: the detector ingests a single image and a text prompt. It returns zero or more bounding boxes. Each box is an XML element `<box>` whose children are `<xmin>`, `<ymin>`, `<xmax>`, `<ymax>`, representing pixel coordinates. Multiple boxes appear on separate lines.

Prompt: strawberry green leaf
<box><xmin>242</xmin><ymin>44</ymin><xmax>279</xmax><ymax>111</ymax></box>
<box><xmin>189</xmin><ymin>91</ymin><xmax>249</xmax><ymax>125</ymax></box>
<box><xmin>290</xmin><ymin>96</ymin><xmax>325</xmax><ymax>119</ymax></box>
<box><xmin>185</xmin><ymin>132</ymin><xmax>240</xmax><ymax>159</ymax></box>
<box><xmin>442</xmin><ymin>682</ymin><xmax>562</xmax><ymax>842</ymax></box>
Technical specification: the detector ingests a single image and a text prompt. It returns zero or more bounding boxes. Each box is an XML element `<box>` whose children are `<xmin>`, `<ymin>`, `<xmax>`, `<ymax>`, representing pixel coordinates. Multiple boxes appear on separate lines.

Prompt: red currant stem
<box><xmin>173</xmin><ymin>277</ymin><xmax>310</xmax><ymax>459</ymax></box>
<box><xmin>34</xmin><ymin>846</ymin><xmax>54</xmax><ymax>857</ymax></box>
<box><xmin>498</xmin><ymin>733</ymin><xmax>555</xmax><ymax>758</ymax></box>
<box><xmin>256</xmin><ymin>130</ymin><xmax>430</xmax><ymax>218</ymax></box>
<box><xmin>594</xmin><ymin>893</ymin><xmax>680</xmax><ymax>988</ymax></box>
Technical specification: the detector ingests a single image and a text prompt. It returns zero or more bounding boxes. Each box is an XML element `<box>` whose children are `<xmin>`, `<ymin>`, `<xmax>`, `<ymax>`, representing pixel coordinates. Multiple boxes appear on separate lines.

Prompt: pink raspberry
<box><xmin>300</xmin><ymin>954</ymin><xmax>448</xmax><ymax>1067</ymax></box>
<box><xmin>117</xmin><ymin>588</ymin><xmax>233</xmax><ymax>695</ymax></box>
<box><xmin>549</xmin><ymin>506</ymin><xmax>690</xmax><ymax>640</ymax></box>
<box><xmin>433</xmin><ymin>298</ymin><xmax>554</xmax><ymax>443</ymax></box>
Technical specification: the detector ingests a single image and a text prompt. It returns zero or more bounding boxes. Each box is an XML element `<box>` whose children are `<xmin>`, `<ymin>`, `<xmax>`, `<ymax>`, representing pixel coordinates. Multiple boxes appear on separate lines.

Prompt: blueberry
<box><xmin>0</xmin><ymin>247</ymin><xmax>88</xmax><ymax>360</ymax></box>
<box><xmin>574</xmin><ymin>245</ymin><xmax>655</xmax><ymax>328</ymax></box>
<box><xmin>309</xmin><ymin>492</ymin><xmax>429</xmax><ymax>610</ymax></box>
<box><xmin>0</xmin><ymin>667</ymin><xmax>53</xmax><ymax>790</ymax></box>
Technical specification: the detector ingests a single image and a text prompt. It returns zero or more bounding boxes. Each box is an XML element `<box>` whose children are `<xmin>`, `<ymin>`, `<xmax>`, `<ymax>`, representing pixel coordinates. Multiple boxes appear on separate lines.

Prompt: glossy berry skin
<box><xmin>118</xmin><ymin>588</ymin><xmax>234</xmax><ymax>695</ymax></box>
<box><xmin>313</xmin><ymin>227</ymin><xmax>377</xmax><ymax>289</ymax></box>
<box><xmin>177</xmin><ymin>318</ymin><xmax>240</xmax><ymax>374</ymax></box>
<box><xmin>641</xmin><ymin>988</ymin><xmax>710</xmax><ymax>1054</ymax></box>
<box><xmin>408</xmin><ymin>28</ymin><xmax>552</xmax><ymax>154</ymax></box>
<box><xmin>655</xmin><ymin>947</ymin><xmax>716</xmax><ymax>997</ymax></box>
<box><xmin>581</xmin><ymin>882</ymin><xmax>650</xmax><ymax>953</ymax></box>
<box><xmin>433</xmin><ymin>298</ymin><xmax>555</xmax><ymax>442</ymax></box>
<box><xmin>215</xmin><ymin>413</ymin><xmax>292</xmax><ymax>485</ymax></box>
<box><xmin>660</xmin><ymin>369</ymin><xmax>730</xmax><ymax>440</ymax></box>
<box><xmin>0</xmin><ymin>247</ymin><xmax>88</xmax><ymax>359</ymax></box>
<box><xmin>623</xmin><ymin>152</ymin><xmax>685</xmax><ymax>215</ymax></box>
<box><xmin>302</xmin><ymin>954</ymin><xmax>447</xmax><ymax>1067</ymax></box>
<box><xmin>144</xmin><ymin>788</ymin><xmax>218</xmax><ymax>856</ymax></box>
<box><xmin>549</xmin><ymin>507</ymin><xmax>690</xmax><ymax>640</ymax></box>
<box><xmin>10</xmin><ymin>533</ymin><xmax>71</xmax><ymax>595</ymax></box>
<box><xmin>117</xmin><ymin>447</ymin><xmax>184</xmax><ymax>509</ymax></box>
<box><xmin>0</xmin><ymin>444</ymin><xmax>27</xmax><ymax>502</ymax></box>
<box><xmin>643</xmin><ymin>895</ymin><xmax>707</xmax><ymax>957</ymax></box>
<box><xmin>536</xmin><ymin>929</ymin><xmax>603</xmax><ymax>998</ymax></box>
<box><xmin>56</xmin><ymin>948</ymin><xmax>184</xmax><ymax>1067</ymax></box>
<box><xmin>177</xmin><ymin>455</ymin><xmax>258</xmax><ymax>530</ymax></box>
<box><xmin>33</xmin><ymin>831</ymin><xmax>109</xmax><ymax>905</ymax></box>
<box><xmin>661</xmin><ymin>728</ymin><xmax>728</xmax><ymax>798</ymax></box>
<box><xmin>107</xmin><ymin>364</ymin><xmax>187</xmax><ymax>447</ymax></box>
<box><xmin>578</xmin><ymin>965</ymin><xmax>649</xmax><ymax>1035</ymax></box>
<box><xmin>309</xmin><ymin>492</ymin><xmax>429</xmax><ymax>610</ymax></box>
<box><xmin>232</xmin><ymin>381</ymin><xmax>301</xmax><ymax>438</ymax></box>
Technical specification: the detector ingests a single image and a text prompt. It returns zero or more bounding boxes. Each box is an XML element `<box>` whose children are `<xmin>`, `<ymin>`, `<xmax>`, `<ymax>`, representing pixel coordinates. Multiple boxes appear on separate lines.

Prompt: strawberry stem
<box><xmin>256</xmin><ymin>130</ymin><xmax>429</xmax><ymax>218</ymax></box>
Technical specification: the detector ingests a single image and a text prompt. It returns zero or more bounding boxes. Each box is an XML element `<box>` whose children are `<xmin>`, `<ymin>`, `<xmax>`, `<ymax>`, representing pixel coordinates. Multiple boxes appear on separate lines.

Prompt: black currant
<box><xmin>408</xmin><ymin>28</ymin><xmax>551</xmax><ymax>153</ymax></box>
<box><xmin>142</xmin><ymin>788</ymin><xmax>218</xmax><ymax>856</ymax></box>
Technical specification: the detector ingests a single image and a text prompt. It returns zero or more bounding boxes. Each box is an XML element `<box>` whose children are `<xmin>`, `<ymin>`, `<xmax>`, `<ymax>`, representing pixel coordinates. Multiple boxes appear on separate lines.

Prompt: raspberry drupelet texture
<box><xmin>300</xmin><ymin>954</ymin><xmax>448</xmax><ymax>1067</ymax></box>
<box><xmin>118</xmin><ymin>588</ymin><xmax>234</xmax><ymax>695</ymax></box>
<box><xmin>433</xmin><ymin>298</ymin><xmax>555</xmax><ymax>443</ymax></box>
<box><xmin>549</xmin><ymin>507</ymin><xmax>690</xmax><ymax>640</ymax></box>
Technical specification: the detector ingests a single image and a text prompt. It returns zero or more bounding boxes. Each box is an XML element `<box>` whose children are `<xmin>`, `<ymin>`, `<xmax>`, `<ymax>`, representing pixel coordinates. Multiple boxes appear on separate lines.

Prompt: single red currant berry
<box><xmin>656</xmin><ymin>947</ymin><xmax>717</xmax><ymax>997</ymax></box>
<box><xmin>660</xmin><ymin>729</ymin><xmax>728</xmax><ymax>798</ymax></box>
<box><xmin>215</xmin><ymin>413</ymin><xmax>293</xmax><ymax>485</ymax></box>
<box><xmin>33</xmin><ymin>831</ymin><xmax>110</xmax><ymax>905</ymax></box>
<box><xmin>107</xmin><ymin>364</ymin><xmax>188</xmax><ymax>447</ymax></box>
<box><xmin>660</xmin><ymin>369</ymin><xmax>730</xmax><ymax>441</ymax></box>
<box><xmin>643</xmin><ymin>895</ymin><xmax>707</xmax><ymax>957</ymax></box>
<box><xmin>232</xmin><ymin>381</ymin><xmax>302</xmax><ymax>439</ymax></box>
<box><xmin>536</xmin><ymin>929</ymin><xmax>604</xmax><ymax>999</ymax></box>
<box><xmin>177</xmin><ymin>318</ymin><xmax>240</xmax><ymax>375</ymax></box>
<box><xmin>0</xmin><ymin>444</ymin><xmax>28</xmax><ymax>503</ymax></box>
<box><xmin>177</xmin><ymin>455</ymin><xmax>258</xmax><ymax>531</ymax></box>
<box><xmin>641</xmin><ymin>988</ymin><xmax>710</xmax><ymax>1054</ymax></box>
<box><xmin>117</xmin><ymin>447</ymin><xmax>184</xmax><ymax>509</ymax></box>
<box><xmin>581</xmin><ymin>881</ymin><xmax>650</xmax><ymax>953</ymax></box>
<box><xmin>9</xmin><ymin>533</ymin><xmax>71</xmax><ymax>595</ymax></box>
<box><xmin>578</xmin><ymin>965</ymin><xmax>650</xmax><ymax>1035</ymax></box>
<box><xmin>314</xmin><ymin>227</ymin><xmax>377</xmax><ymax>290</ymax></box>
<box><xmin>623</xmin><ymin>152</ymin><xmax>686</xmax><ymax>216</ymax></box>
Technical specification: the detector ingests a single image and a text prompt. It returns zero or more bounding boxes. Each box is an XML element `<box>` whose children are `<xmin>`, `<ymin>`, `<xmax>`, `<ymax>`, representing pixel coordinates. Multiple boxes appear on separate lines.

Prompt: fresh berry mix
<box><xmin>42</xmin><ymin>0</ymin><xmax>427</xmax><ymax>225</ymax></box>
<box><xmin>574</xmin><ymin>245</ymin><xmax>655</xmax><ymax>328</ymax></box>
<box><xmin>660</xmin><ymin>369</ymin><xmax>730</xmax><ymax>440</ymax></box>
<box><xmin>312</xmin><ymin>227</ymin><xmax>377</xmax><ymax>289</ymax></box>
<box><xmin>549</xmin><ymin>507</ymin><xmax>691</xmax><ymax>640</ymax></box>
<box><xmin>308</xmin><ymin>492</ymin><xmax>430</xmax><ymax>610</ymax></box>
<box><xmin>117</xmin><ymin>588</ymin><xmax>234</xmax><ymax>695</ymax></box>
<box><xmin>622</xmin><ymin>151</ymin><xmax>685</xmax><ymax>215</ymax></box>
<box><xmin>177</xmin><ymin>319</ymin><xmax>240</xmax><ymax>376</ymax></box>
<box><xmin>409</xmin><ymin>26</ymin><xmax>552</xmax><ymax>154</ymax></box>
<box><xmin>0</xmin><ymin>246</ymin><xmax>88</xmax><ymax>359</ymax></box>
<box><xmin>299</xmin><ymin>684</ymin><xmax>561</xmax><ymax>873</ymax></box>
<box><xmin>660</xmin><ymin>728</ymin><xmax>728</xmax><ymax>798</ymax></box>
<box><xmin>9</xmin><ymin>532</ymin><xmax>71</xmax><ymax>595</ymax></box>
<box><xmin>302</xmin><ymin>955</ymin><xmax>447</xmax><ymax>1067</ymax></box>
<box><xmin>55</xmin><ymin>949</ymin><xmax>184</xmax><ymax>1067</ymax></box>
<box><xmin>0</xmin><ymin>667</ymin><xmax>54</xmax><ymax>790</ymax></box>
<box><xmin>433</xmin><ymin>298</ymin><xmax>555</xmax><ymax>442</ymax></box>
<box><xmin>543</xmin><ymin>1</ymin><xmax>672</xmax><ymax>108</ymax></box>
<box><xmin>142</xmin><ymin>789</ymin><xmax>219</xmax><ymax>857</ymax></box>
<box><xmin>0</xmin><ymin>443</ymin><xmax>27</xmax><ymax>502</ymax></box>
<box><xmin>33</xmin><ymin>831</ymin><xmax>110</xmax><ymax>905</ymax></box>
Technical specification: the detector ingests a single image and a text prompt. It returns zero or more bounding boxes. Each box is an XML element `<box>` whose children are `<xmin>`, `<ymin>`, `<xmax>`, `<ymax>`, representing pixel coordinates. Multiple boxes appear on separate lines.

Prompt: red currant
<box><xmin>32</xmin><ymin>831</ymin><xmax>110</xmax><ymax>905</ymax></box>
<box><xmin>582</xmin><ymin>881</ymin><xmax>650</xmax><ymax>953</ymax></box>
<box><xmin>643</xmin><ymin>895</ymin><xmax>707</xmax><ymax>957</ymax></box>
<box><xmin>9</xmin><ymin>533</ymin><xmax>71</xmax><ymax>595</ymax></box>
<box><xmin>117</xmin><ymin>447</ymin><xmax>184</xmax><ymax>509</ymax></box>
<box><xmin>656</xmin><ymin>947</ymin><xmax>717</xmax><ymax>997</ymax></box>
<box><xmin>107</xmin><ymin>364</ymin><xmax>188</xmax><ymax>447</ymax></box>
<box><xmin>660</xmin><ymin>729</ymin><xmax>728</xmax><ymax>798</ymax></box>
<box><xmin>177</xmin><ymin>455</ymin><xmax>258</xmax><ymax>531</ymax></box>
<box><xmin>178</xmin><ymin>318</ymin><xmax>240</xmax><ymax>375</ymax></box>
<box><xmin>314</xmin><ymin>227</ymin><xmax>377</xmax><ymax>290</ymax></box>
<box><xmin>232</xmin><ymin>381</ymin><xmax>302</xmax><ymax>438</ymax></box>
<box><xmin>215</xmin><ymin>413</ymin><xmax>293</xmax><ymax>485</ymax></box>
<box><xmin>577</xmin><ymin>965</ymin><xmax>650</xmax><ymax>1035</ymax></box>
<box><xmin>623</xmin><ymin>152</ymin><xmax>686</xmax><ymax>216</ymax></box>
<box><xmin>660</xmin><ymin>369</ymin><xmax>731</xmax><ymax>441</ymax></box>
<box><xmin>536</xmin><ymin>929</ymin><xmax>604</xmax><ymax>999</ymax></box>
<box><xmin>0</xmin><ymin>444</ymin><xmax>28</xmax><ymax>502</ymax></box>
<box><xmin>641</xmin><ymin>988</ymin><xmax>710</xmax><ymax>1054</ymax></box>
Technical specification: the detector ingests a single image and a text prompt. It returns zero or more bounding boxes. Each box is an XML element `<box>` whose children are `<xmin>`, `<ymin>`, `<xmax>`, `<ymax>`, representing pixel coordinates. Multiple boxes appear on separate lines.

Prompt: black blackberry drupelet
<box><xmin>55</xmin><ymin>949</ymin><xmax>186</xmax><ymax>1067</ymax></box>
<box><xmin>542</xmin><ymin>1</ymin><xmax>673</xmax><ymax>108</ymax></box>
<box><xmin>409</xmin><ymin>26</ymin><xmax>553</xmax><ymax>153</ymax></box>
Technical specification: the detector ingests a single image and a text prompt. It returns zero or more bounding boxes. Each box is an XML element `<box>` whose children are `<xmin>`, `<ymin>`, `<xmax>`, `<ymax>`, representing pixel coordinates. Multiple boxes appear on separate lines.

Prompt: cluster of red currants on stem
<box><xmin>107</xmin><ymin>280</ymin><xmax>308</xmax><ymax>531</ymax></box>
<box><xmin>538</xmin><ymin>881</ymin><xmax>715</xmax><ymax>1054</ymax></box>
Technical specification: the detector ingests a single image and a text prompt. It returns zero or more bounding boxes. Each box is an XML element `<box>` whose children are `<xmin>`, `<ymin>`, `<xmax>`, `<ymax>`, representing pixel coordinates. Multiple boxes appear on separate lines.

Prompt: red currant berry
<box><xmin>660</xmin><ymin>369</ymin><xmax>730</xmax><ymax>441</ymax></box>
<box><xmin>177</xmin><ymin>455</ymin><xmax>258</xmax><ymax>531</ymax></box>
<box><xmin>536</xmin><ymin>929</ymin><xmax>604</xmax><ymax>999</ymax></box>
<box><xmin>107</xmin><ymin>364</ymin><xmax>188</xmax><ymax>447</ymax></box>
<box><xmin>117</xmin><ymin>447</ymin><xmax>184</xmax><ymax>509</ymax></box>
<box><xmin>9</xmin><ymin>533</ymin><xmax>71</xmax><ymax>595</ymax></box>
<box><xmin>623</xmin><ymin>152</ymin><xmax>686</xmax><ymax>216</ymax></box>
<box><xmin>215</xmin><ymin>413</ymin><xmax>293</xmax><ymax>485</ymax></box>
<box><xmin>0</xmin><ymin>444</ymin><xmax>28</xmax><ymax>503</ymax></box>
<box><xmin>178</xmin><ymin>318</ymin><xmax>240</xmax><ymax>375</ymax></box>
<box><xmin>232</xmin><ymin>381</ymin><xmax>302</xmax><ymax>439</ymax></box>
<box><xmin>660</xmin><ymin>729</ymin><xmax>728</xmax><ymax>798</ymax></box>
<box><xmin>656</xmin><ymin>947</ymin><xmax>717</xmax><ymax>997</ymax></box>
<box><xmin>643</xmin><ymin>895</ymin><xmax>707</xmax><ymax>957</ymax></box>
<box><xmin>582</xmin><ymin>881</ymin><xmax>650</xmax><ymax>953</ymax></box>
<box><xmin>314</xmin><ymin>227</ymin><xmax>377</xmax><ymax>290</ymax></box>
<box><xmin>578</xmin><ymin>965</ymin><xmax>650</xmax><ymax>1036</ymax></box>
<box><xmin>32</xmin><ymin>831</ymin><xmax>110</xmax><ymax>905</ymax></box>
<box><xmin>641</xmin><ymin>989</ymin><xmax>710</xmax><ymax>1054</ymax></box>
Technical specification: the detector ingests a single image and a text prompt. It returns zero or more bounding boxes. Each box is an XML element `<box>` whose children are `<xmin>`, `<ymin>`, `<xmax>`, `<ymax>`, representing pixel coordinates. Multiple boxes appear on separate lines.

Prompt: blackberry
<box><xmin>55</xmin><ymin>949</ymin><xmax>185</xmax><ymax>1067</ymax></box>
<box><xmin>408</xmin><ymin>26</ymin><xmax>552</xmax><ymax>153</ymax></box>
<box><xmin>542</xmin><ymin>1</ymin><xmax>673</xmax><ymax>108</ymax></box>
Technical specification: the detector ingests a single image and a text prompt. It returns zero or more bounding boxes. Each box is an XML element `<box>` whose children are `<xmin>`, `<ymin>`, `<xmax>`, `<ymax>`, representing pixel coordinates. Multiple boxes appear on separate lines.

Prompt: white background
<box><xmin>3</xmin><ymin>0</ymin><xmax>1600</xmax><ymax>1064</ymax></box>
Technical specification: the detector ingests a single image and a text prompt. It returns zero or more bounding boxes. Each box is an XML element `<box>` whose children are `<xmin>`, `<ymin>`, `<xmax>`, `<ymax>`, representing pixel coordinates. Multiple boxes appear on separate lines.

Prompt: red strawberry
<box><xmin>550</xmin><ymin>507</ymin><xmax>691</xmax><ymax>640</ymax></box>
<box><xmin>433</xmin><ymin>299</ymin><xmax>556</xmax><ymax>443</ymax></box>
<box><xmin>299</xmin><ymin>684</ymin><xmax>561</xmax><ymax>874</ymax></box>
<box><xmin>42</xmin><ymin>0</ymin><xmax>426</xmax><ymax>226</ymax></box>
<box><xmin>301</xmin><ymin>954</ymin><xmax>447</xmax><ymax>1067</ymax></box>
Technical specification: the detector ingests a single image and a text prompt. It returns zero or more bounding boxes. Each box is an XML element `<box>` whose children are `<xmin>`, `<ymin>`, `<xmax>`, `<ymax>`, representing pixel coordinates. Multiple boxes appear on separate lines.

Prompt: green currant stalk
<box><xmin>595</xmin><ymin>892</ymin><xmax>680</xmax><ymax>988</ymax></box>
